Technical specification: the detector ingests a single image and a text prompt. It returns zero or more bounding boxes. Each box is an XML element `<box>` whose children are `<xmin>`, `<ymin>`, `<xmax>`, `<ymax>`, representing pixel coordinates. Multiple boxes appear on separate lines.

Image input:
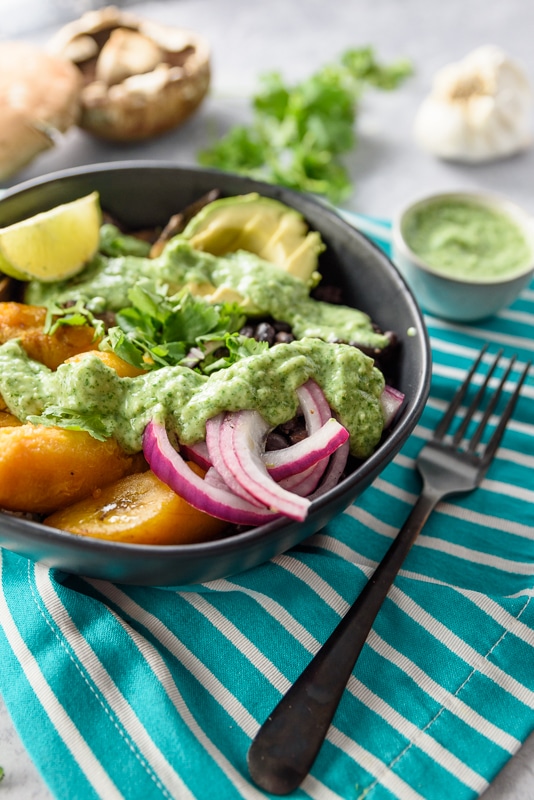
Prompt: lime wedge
<box><xmin>0</xmin><ymin>191</ymin><xmax>101</xmax><ymax>282</ymax></box>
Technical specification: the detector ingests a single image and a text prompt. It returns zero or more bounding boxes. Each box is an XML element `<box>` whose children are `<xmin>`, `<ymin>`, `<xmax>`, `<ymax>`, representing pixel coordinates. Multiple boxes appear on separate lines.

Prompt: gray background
<box><xmin>1</xmin><ymin>1</ymin><xmax>534</xmax><ymax>797</ymax></box>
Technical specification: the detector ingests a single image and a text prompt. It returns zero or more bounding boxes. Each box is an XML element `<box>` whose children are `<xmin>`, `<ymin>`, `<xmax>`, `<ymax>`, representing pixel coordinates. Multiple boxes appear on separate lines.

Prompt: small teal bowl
<box><xmin>392</xmin><ymin>191</ymin><xmax>534</xmax><ymax>322</ymax></box>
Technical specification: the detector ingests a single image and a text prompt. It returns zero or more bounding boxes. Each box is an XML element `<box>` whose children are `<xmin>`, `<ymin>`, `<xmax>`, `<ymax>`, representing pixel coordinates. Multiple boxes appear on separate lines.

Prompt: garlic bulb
<box><xmin>414</xmin><ymin>45</ymin><xmax>532</xmax><ymax>162</ymax></box>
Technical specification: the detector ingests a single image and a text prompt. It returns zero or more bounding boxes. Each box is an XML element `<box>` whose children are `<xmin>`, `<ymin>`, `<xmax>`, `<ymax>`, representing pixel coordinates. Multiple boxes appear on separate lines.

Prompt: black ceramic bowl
<box><xmin>0</xmin><ymin>162</ymin><xmax>431</xmax><ymax>586</ymax></box>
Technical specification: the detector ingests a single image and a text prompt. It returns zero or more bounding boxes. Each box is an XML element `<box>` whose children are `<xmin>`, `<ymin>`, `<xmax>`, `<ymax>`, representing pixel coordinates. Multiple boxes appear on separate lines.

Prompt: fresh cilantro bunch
<box><xmin>198</xmin><ymin>46</ymin><xmax>412</xmax><ymax>202</ymax></box>
<box><xmin>102</xmin><ymin>285</ymin><xmax>267</xmax><ymax>373</ymax></box>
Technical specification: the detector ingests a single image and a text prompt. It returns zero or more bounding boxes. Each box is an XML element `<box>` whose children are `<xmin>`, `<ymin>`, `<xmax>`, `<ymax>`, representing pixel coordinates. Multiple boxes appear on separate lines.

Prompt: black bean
<box><xmin>239</xmin><ymin>324</ymin><xmax>255</xmax><ymax>339</ymax></box>
<box><xmin>254</xmin><ymin>322</ymin><xmax>276</xmax><ymax>345</ymax></box>
<box><xmin>274</xmin><ymin>331</ymin><xmax>295</xmax><ymax>344</ymax></box>
<box><xmin>265</xmin><ymin>432</ymin><xmax>290</xmax><ymax>451</ymax></box>
<box><xmin>311</xmin><ymin>284</ymin><xmax>343</xmax><ymax>304</ymax></box>
<box><xmin>272</xmin><ymin>320</ymin><xmax>292</xmax><ymax>333</ymax></box>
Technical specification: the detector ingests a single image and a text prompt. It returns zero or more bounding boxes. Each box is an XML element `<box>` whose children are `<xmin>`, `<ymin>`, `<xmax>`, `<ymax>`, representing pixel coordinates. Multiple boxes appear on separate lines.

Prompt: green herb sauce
<box><xmin>25</xmin><ymin>240</ymin><xmax>389</xmax><ymax>349</ymax></box>
<box><xmin>403</xmin><ymin>198</ymin><xmax>532</xmax><ymax>280</ymax></box>
<box><xmin>4</xmin><ymin>234</ymin><xmax>392</xmax><ymax>459</ymax></box>
<box><xmin>0</xmin><ymin>338</ymin><xmax>384</xmax><ymax>459</ymax></box>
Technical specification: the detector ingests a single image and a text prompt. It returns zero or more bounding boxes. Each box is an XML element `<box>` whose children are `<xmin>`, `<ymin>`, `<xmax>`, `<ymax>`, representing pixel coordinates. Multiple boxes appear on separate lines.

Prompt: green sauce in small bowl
<box><xmin>392</xmin><ymin>191</ymin><xmax>534</xmax><ymax>321</ymax></box>
<box><xmin>402</xmin><ymin>196</ymin><xmax>532</xmax><ymax>281</ymax></box>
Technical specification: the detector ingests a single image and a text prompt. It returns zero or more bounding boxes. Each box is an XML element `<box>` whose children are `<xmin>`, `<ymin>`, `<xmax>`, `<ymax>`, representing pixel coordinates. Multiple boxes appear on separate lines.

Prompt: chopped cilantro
<box><xmin>101</xmin><ymin>285</ymin><xmax>254</xmax><ymax>373</ymax></box>
<box><xmin>198</xmin><ymin>46</ymin><xmax>412</xmax><ymax>202</ymax></box>
<box><xmin>43</xmin><ymin>299</ymin><xmax>105</xmax><ymax>340</ymax></box>
<box><xmin>27</xmin><ymin>408</ymin><xmax>115</xmax><ymax>441</ymax></box>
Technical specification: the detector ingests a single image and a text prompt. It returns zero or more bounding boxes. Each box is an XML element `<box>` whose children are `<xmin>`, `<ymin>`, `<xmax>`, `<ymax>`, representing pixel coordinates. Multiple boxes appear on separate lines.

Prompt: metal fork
<box><xmin>248</xmin><ymin>345</ymin><xmax>531</xmax><ymax>795</ymax></box>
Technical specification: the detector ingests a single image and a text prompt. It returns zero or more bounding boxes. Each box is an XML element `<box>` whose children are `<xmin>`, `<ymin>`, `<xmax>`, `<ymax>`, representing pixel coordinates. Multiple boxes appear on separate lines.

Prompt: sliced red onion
<box><xmin>263</xmin><ymin>418</ymin><xmax>349</xmax><ymax>480</ymax></box>
<box><xmin>296</xmin><ymin>379</ymin><xmax>331</xmax><ymax>429</ymax></box>
<box><xmin>142</xmin><ymin>377</ymin><xmax>360</xmax><ymax>527</ymax></box>
<box><xmin>206</xmin><ymin>413</ymin><xmax>265</xmax><ymax>507</ymax></box>
<box><xmin>381</xmin><ymin>385</ymin><xmax>405</xmax><ymax>428</ymax></box>
<box><xmin>279</xmin><ymin>464</ymin><xmax>325</xmax><ymax>496</ymax></box>
<box><xmin>262</xmin><ymin>379</ymin><xmax>334</xmax><ymax>491</ymax></box>
<box><xmin>218</xmin><ymin>409</ymin><xmax>311</xmax><ymax>521</ymax></box>
<box><xmin>203</xmin><ymin>467</ymin><xmax>232</xmax><ymax>490</ymax></box>
<box><xmin>143</xmin><ymin>420</ymin><xmax>280</xmax><ymax>526</ymax></box>
<box><xmin>281</xmin><ymin>379</ymin><xmax>340</xmax><ymax>489</ymax></box>
<box><xmin>180</xmin><ymin>440</ymin><xmax>212</xmax><ymax>470</ymax></box>
<box><xmin>308</xmin><ymin>439</ymin><xmax>350</xmax><ymax>500</ymax></box>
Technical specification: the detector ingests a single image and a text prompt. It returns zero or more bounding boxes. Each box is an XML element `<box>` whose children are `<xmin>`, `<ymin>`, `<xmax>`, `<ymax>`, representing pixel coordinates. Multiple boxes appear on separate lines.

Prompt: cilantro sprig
<box><xmin>44</xmin><ymin>299</ymin><xmax>105</xmax><ymax>340</ymax></box>
<box><xmin>197</xmin><ymin>47</ymin><xmax>412</xmax><ymax>202</ymax></box>
<box><xmin>102</xmin><ymin>286</ymin><xmax>267</xmax><ymax>373</ymax></box>
<box><xmin>28</xmin><ymin>407</ymin><xmax>116</xmax><ymax>441</ymax></box>
<box><xmin>198</xmin><ymin>46</ymin><xmax>412</xmax><ymax>202</ymax></box>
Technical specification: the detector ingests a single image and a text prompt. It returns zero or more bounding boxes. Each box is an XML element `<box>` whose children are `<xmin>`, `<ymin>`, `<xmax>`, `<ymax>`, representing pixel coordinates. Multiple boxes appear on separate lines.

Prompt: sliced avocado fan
<box><xmin>179</xmin><ymin>193</ymin><xmax>325</xmax><ymax>284</ymax></box>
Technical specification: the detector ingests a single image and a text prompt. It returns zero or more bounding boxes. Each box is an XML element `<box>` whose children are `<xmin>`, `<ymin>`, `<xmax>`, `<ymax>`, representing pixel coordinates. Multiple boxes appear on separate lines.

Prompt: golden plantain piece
<box><xmin>64</xmin><ymin>349</ymin><xmax>147</xmax><ymax>377</ymax></box>
<box><xmin>0</xmin><ymin>425</ymin><xmax>146</xmax><ymax>515</ymax></box>
<box><xmin>0</xmin><ymin>301</ymin><xmax>99</xmax><ymax>370</ymax></box>
<box><xmin>0</xmin><ymin>410</ymin><xmax>21</xmax><ymax>427</ymax></box>
<box><xmin>44</xmin><ymin>467</ymin><xmax>229</xmax><ymax>545</ymax></box>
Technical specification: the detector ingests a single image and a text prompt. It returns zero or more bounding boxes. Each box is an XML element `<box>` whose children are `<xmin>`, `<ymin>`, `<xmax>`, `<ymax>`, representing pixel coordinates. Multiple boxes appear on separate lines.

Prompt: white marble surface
<box><xmin>1</xmin><ymin>0</ymin><xmax>534</xmax><ymax>796</ymax></box>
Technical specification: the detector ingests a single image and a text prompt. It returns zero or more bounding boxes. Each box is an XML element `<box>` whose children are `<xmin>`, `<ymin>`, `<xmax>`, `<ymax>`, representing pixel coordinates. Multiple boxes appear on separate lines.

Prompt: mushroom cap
<box><xmin>47</xmin><ymin>6</ymin><xmax>211</xmax><ymax>142</ymax></box>
<box><xmin>0</xmin><ymin>42</ymin><xmax>81</xmax><ymax>179</ymax></box>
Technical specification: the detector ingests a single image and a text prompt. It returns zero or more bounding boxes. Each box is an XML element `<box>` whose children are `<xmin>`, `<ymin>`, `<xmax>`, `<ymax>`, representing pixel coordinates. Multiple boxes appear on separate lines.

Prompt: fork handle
<box><xmin>248</xmin><ymin>485</ymin><xmax>443</xmax><ymax>795</ymax></box>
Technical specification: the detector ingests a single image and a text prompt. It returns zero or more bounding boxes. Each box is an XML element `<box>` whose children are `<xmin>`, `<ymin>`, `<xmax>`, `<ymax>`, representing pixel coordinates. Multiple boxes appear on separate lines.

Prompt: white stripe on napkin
<box><xmin>185</xmin><ymin>571</ymin><xmax>484</xmax><ymax>794</ymax></box>
<box><xmin>33</xmin><ymin>567</ymin><xmax>195</xmax><ymax>800</ymax></box>
<box><xmin>0</xmin><ymin>556</ymin><xmax>124</xmax><ymax>799</ymax></box>
<box><xmin>367</xmin><ymin>633</ymin><xmax>521</xmax><ymax>755</ymax></box>
<box><xmin>86</xmin><ymin>581</ymin><xmax>274</xmax><ymax>800</ymax></box>
<box><xmin>87</xmin><ymin>580</ymin><xmax>343</xmax><ymax>800</ymax></box>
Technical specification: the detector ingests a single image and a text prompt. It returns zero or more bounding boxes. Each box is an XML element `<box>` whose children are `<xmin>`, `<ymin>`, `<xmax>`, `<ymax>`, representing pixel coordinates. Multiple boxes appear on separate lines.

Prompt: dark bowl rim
<box><xmin>0</xmin><ymin>160</ymin><xmax>432</xmax><ymax>568</ymax></box>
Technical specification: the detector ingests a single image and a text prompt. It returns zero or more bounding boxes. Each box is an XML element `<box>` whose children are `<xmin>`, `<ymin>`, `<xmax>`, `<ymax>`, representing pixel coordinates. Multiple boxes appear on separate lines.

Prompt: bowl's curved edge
<box><xmin>0</xmin><ymin>161</ymin><xmax>432</xmax><ymax>586</ymax></box>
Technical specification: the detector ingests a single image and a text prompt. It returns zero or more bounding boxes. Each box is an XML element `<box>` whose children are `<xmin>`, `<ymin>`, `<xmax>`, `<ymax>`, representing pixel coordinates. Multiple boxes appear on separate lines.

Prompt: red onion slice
<box><xmin>143</xmin><ymin>420</ymin><xmax>280</xmax><ymax>526</ymax></box>
<box><xmin>180</xmin><ymin>440</ymin><xmax>212</xmax><ymax>471</ymax></box>
<box><xmin>218</xmin><ymin>409</ymin><xmax>311</xmax><ymax>521</ymax></box>
<box><xmin>308</xmin><ymin>439</ymin><xmax>350</xmax><ymax>499</ymax></box>
<box><xmin>381</xmin><ymin>385</ymin><xmax>405</xmax><ymax>428</ymax></box>
<box><xmin>206</xmin><ymin>413</ymin><xmax>266</xmax><ymax>507</ymax></box>
<box><xmin>279</xmin><ymin>464</ymin><xmax>325</xmax><ymax>496</ymax></box>
<box><xmin>261</xmin><ymin>379</ymin><xmax>334</xmax><ymax>490</ymax></box>
<box><xmin>295</xmin><ymin>379</ymin><xmax>332</xmax><ymax>429</ymax></box>
<box><xmin>263</xmin><ymin>418</ymin><xmax>349</xmax><ymax>480</ymax></box>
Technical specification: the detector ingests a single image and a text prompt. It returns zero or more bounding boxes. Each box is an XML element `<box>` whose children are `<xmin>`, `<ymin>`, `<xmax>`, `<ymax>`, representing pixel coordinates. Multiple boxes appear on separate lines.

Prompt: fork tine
<box><xmin>452</xmin><ymin>348</ymin><xmax>503</xmax><ymax>447</ymax></box>
<box><xmin>433</xmin><ymin>344</ymin><xmax>488</xmax><ymax>441</ymax></box>
<box><xmin>466</xmin><ymin>355</ymin><xmax>516</xmax><ymax>453</ymax></box>
<box><xmin>479</xmin><ymin>359</ymin><xmax>532</xmax><ymax>469</ymax></box>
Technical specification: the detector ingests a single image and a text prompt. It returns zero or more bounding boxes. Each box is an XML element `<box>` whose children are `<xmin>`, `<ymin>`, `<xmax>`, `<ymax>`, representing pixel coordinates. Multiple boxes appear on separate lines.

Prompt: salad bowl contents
<box><xmin>0</xmin><ymin>163</ymin><xmax>430</xmax><ymax>585</ymax></box>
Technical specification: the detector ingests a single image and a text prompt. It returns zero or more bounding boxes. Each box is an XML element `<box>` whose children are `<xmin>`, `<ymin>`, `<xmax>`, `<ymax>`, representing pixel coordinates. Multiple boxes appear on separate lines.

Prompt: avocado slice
<box><xmin>180</xmin><ymin>193</ymin><xmax>325</xmax><ymax>284</ymax></box>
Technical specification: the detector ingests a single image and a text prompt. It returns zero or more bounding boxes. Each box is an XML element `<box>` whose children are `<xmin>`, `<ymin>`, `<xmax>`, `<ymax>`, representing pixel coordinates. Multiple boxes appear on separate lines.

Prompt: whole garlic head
<box><xmin>414</xmin><ymin>45</ymin><xmax>532</xmax><ymax>162</ymax></box>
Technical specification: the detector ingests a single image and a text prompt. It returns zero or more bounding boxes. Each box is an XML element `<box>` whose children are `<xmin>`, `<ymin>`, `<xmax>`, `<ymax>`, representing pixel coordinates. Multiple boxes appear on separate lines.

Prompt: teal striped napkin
<box><xmin>1</xmin><ymin>214</ymin><xmax>534</xmax><ymax>800</ymax></box>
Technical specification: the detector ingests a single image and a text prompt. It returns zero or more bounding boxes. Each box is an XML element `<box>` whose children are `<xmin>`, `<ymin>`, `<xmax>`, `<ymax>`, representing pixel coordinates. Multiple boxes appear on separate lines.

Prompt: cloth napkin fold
<box><xmin>1</xmin><ymin>214</ymin><xmax>534</xmax><ymax>800</ymax></box>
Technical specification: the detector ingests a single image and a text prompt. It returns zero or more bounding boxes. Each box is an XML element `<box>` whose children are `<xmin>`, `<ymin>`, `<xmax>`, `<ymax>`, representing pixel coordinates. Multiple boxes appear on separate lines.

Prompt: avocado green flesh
<box><xmin>180</xmin><ymin>192</ymin><xmax>325</xmax><ymax>283</ymax></box>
